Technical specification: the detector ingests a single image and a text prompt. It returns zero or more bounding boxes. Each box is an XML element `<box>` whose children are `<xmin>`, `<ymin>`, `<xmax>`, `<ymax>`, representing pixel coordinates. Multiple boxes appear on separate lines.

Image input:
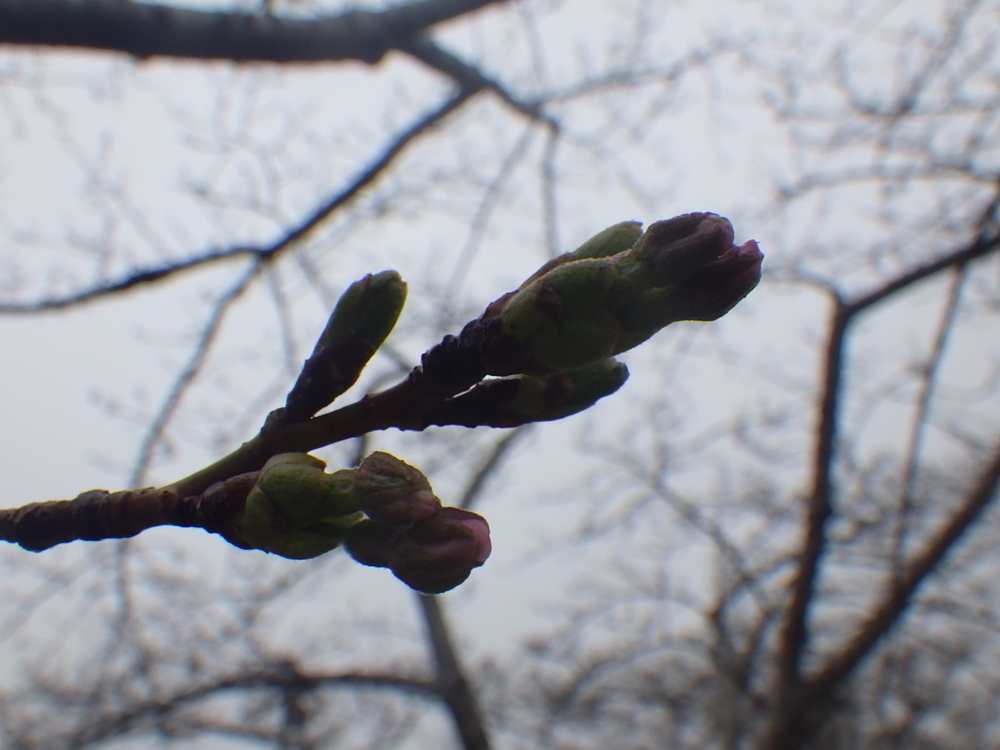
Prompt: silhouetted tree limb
<box><xmin>812</xmin><ymin>440</ymin><xmax>1000</xmax><ymax>699</ymax></box>
<box><xmin>419</xmin><ymin>595</ymin><xmax>491</xmax><ymax>750</ymax></box>
<box><xmin>61</xmin><ymin>665</ymin><xmax>439</xmax><ymax>748</ymax></box>
<box><xmin>772</xmin><ymin>185</ymin><xmax>1000</xmax><ymax>748</ymax></box>
<box><xmin>0</xmin><ymin>87</ymin><xmax>478</xmax><ymax>315</ymax></box>
<box><xmin>0</xmin><ymin>0</ymin><xmax>507</xmax><ymax>63</ymax></box>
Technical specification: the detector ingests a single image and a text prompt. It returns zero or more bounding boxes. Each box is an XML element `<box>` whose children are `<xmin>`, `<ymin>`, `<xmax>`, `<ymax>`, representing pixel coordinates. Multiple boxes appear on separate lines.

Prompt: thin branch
<box><xmin>129</xmin><ymin>261</ymin><xmax>262</xmax><ymax>488</ymax></box>
<box><xmin>891</xmin><ymin>265</ymin><xmax>968</xmax><ymax>574</ymax></box>
<box><xmin>459</xmin><ymin>427</ymin><xmax>527</xmax><ymax>510</ymax></box>
<box><xmin>399</xmin><ymin>36</ymin><xmax>557</xmax><ymax>127</ymax></box>
<box><xmin>0</xmin><ymin>87</ymin><xmax>480</xmax><ymax>315</ymax></box>
<box><xmin>445</xmin><ymin>124</ymin><xmax>536</xmax><ymax>296</ymax></box>
<box><xmin>0</xmin><ymin>0</ymin><xmax>508</xmax><ymax>62</ymax></box>
<box><xmin>0</xmin><ymin>248</ymin><xmax>258</xmax><ymax>314</ymax></box>
<box><xmin>809</xmin><ymin>439</ymin><xmax>1000</xmax><ymax>701</ymax></box>
<box><xmin>846</xmin><ymin>184</ymin><xmax>1000</xmax><ymax>315</ymax></box>
<box><xmin>539</xmin><ymin>123</ymin><xmax>561</xmax><ymax>259</ymax></box>
<box><xmin>65</xmin><ymin>666</ymin><xmax>439</xmax><ymax>749</ymax></box>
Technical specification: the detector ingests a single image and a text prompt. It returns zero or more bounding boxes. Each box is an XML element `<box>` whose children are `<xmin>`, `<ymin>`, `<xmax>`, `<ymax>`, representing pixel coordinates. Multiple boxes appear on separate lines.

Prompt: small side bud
<box><xmin>255</xmin><ymin>453</ymin><xmax>359</xmax><ymax>528</ymax></box>
<box><xmin>285</xmin><ymin>271</ymin><xmax>407</xmax><ymax>421</ymax></box>
<box><xmin>320</xmin><ymin>270</ymin><xmax>408</xmax><ymax>350</ymax></box>
<box><xmin>354</xmin><ymin>452</ymin><xmax>441</xmax><ymax>525</ymax></box>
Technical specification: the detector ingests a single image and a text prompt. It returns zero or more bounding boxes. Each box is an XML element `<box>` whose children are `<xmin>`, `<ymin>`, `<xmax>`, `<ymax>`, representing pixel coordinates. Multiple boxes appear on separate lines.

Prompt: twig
<box><xmin>129</xmin><ymin>261</ymin><xmax>262</xmax><ymax>488</ymax></box>
<box><xmin>0</xmin><ymin>87</ymin><xmax>481</xmax><ymax>315</ymax></box>
<box><xmin>891</xmin><ymin>265</ymin><xmax>968</xmax><ymax>574</ymax></box>
<box><xmin>809</xmin><ymin>439</ymin><xmax>1000</xmax><ymax>700</ymax></box>
<box><xmin>777</xmin><ymin>294</ymin><xmax>847</xmax><ymax>689</ymax></box>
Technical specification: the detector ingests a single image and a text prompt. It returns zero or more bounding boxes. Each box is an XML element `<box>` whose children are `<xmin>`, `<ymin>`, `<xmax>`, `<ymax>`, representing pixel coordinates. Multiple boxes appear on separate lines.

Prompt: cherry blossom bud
<box><xmin>474</xmin><ymin>213</ymin><xmax>762</xmax><ymax>374</ymax></box>
<box><xmin>354</xmin><ymin>452</ymin><xmax>441</xmax><ymax>525</ymax></box>
<box><xmin>389</xmin><ymin>508</ymin><xmax>492</xmax><ymax>594</ymax></box>
<box><xmin>285</xmin><ymin>271</ymin><xmax>407</xmax><ymax>421</ymax></box>
<box><xmin>229</xmin><ymin>453</ymin><xmax>362</xmax><ymax>560</ymax></box>
<box><xmin>344</xmin><ymin>519</ymin><xmax>401</xmax><ymax>568</ymax></box>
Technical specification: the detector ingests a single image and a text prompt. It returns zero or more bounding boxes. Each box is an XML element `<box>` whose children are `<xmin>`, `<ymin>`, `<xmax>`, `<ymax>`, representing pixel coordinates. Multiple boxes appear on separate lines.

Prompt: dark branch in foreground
<box><xmin>0</xmin><ymin>0</ymin><xmax>507</xmax><ymax>62</ymax></box>
<box><xmin>0</xmin><ymin>213</ymin><xmax>762</xmax><ymax>569</ymax></box>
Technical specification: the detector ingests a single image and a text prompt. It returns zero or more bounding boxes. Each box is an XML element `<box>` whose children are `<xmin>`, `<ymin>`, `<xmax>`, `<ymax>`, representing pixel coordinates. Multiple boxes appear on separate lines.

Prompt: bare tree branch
<box><xmin>846</xmin><ymin>186</ymin><xmax>1000</xmax><ymax>315</ymax></box>
<box><xmin>63</xmin><ymin>665</ymin><xmax>439</xmax><ymax>749</ymax></box>
<box><xmin>0</xmin><ymin>86</ymin><xmax>479</xmax><ymax>315</ymax></box>
<box><xmin>777</xmin><ymin>295</ymin><xmax>847</xmax><ymax>690</ymax></box>
<box><xmin>892</xmin><ymin>265</ymin><xmax>968</xmax><ymax>574</ymax></box>
<box><xmin>418</xmin><ymin>594</ymin><xmax>491</xmax><ymax>750</ymax></box>
<box><xmin>0</xmin><ymin>0</ymin><xmax>508</xmax><ymax>63</ymax></box>
<box><xmin>129</xmin><ymin>261</ymin><xmax>263</xmax><ymax>488</ymax></box>
<box><xmin>771</xmin><ymin>186</ymin><xmax>1000</xmax><ymax>748</ymax></box>
<box><xmin>458</xmin><ymin>428</ymin><xmax>527</xmax><ymax>511</ymax></box>
<box><xmin>810</xmin><ymin>438</ymin><xmax>1000</xmax><ymax>701</ymax></box>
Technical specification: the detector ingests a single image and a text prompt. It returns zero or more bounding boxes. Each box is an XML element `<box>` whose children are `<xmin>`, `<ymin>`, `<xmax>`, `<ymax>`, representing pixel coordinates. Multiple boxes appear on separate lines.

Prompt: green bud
<box><xmin>256</xmin><ymin>453</ymin><xmax>359</xmax><ymax>528</ymax></box>
<box><xmin>355</xmin><ymin>452</ymin><xmax>440</xmax><ymax>525</ymax></box>
<box><xmin>571</xmin><ymin>220</ymin><xmax>642</xmax><ymax>260</ymax></box>
<box><xmin>230</xmin><ymin>453</ymin><xmax>364</xmax><ymax>560</ymax></box>
<box><xmin>239</xmin><ymin>487</ymin><xmax>360</xmax><ymax>560</ymax></box>
<box><xmin>477</xmin><ymin>214</ymin><xmax>762</xmax><ymax>375</ymax></box>
<box><xmin>542</xmin><ymin>359</ymin><xmax>629</xmax><ymax>420</ymax></box>
<box><xmin>285</xmin><ymin>271</ymin><xmax>407</xmax><ymax>421</ymax></box>
<box><xmin>498</xmin><ymin>257</ymin><xmax>623</xmax><ymax>372</ymax></box>
<box><xmin>320</xmin><ymin>270</ymin><xmax>407</xmax><ymax>349</ymax></box>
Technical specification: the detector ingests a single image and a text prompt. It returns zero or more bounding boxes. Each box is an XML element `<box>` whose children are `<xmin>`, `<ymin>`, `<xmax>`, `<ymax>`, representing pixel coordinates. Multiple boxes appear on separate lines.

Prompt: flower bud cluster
<box><xmin>443</xmin><ymin>213</ymin><xmax>762</xmax><ymax>378</ymax></box>
<box><xmin>503</xmin><ymin>214</ymin><xmax>760</xmax><ymax>372</ymax></box>
<box><xmin>227</xmin><ymin>452</ymin><xmax>491</xmax><ymax>594</ymax></box>
<box><xmin>345</xmin><ymin>453</ymin><xmax>491</xmax><ymax>594</ymax></box>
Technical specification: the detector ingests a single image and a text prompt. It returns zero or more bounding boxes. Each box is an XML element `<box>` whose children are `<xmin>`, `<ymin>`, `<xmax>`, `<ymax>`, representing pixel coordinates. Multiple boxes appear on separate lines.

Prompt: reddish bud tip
<box><xmin>389</xmin><ymin>508</ymin><xmax>492</xmax><ymax>594</ymax></box>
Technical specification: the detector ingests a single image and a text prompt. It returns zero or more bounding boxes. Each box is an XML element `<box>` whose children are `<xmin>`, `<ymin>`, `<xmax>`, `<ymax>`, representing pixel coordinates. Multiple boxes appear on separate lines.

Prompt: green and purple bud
<box><xmin>472</xmin><ymin>213</ymin><xmax>762</xmax><ymax>374</ymax></box>
<box><xmin>346</xmin><ymin>507</ymin><xmax>492</xmax><ymax>594</ymax></box>
<box><xmin>390</xmin><ymin>508</ymin><xmax>492</xmax><ymax>594</ymax></box>
<box><xmin>224</xmin><ymin>451</ymin><xmax>478</xmax><ymax>582</ymax></box>
<box><xmin>229</xmin><ymin>453</ymin><xmax>363</xmax><ymax>560</ymax></box>
<box><xmin>285</xmin><ymin>270</ymin><xmax>407</xmax><ymax>421</ymax></box>
<box><xmin>354</xmin><ymin>451</ymin><xmax>441</xmax><ymax>525</ymax></box>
